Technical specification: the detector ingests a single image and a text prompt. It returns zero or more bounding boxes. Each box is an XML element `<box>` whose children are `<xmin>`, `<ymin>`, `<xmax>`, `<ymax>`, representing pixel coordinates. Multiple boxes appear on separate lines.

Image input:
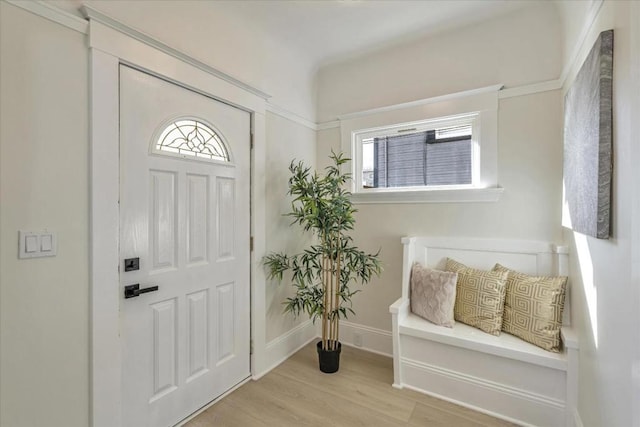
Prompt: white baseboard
<box><xmin>573</xmin><ymin>409</ymin><xmax>584</xmax><ymax>427</ymax></box>
<box><xmin>254</xmin><ymin>320</ymin><xmax>390</xmax><ymax>380</ymax></box>
<box><xmin>254</xmin><ymin>320</ymin><xmax>317</xmax><ymax>380</ymax></box>
<box><xmin>339</xmin><ymin>321</ymin><xmax>393</xmax><ymax>357</ymax></box>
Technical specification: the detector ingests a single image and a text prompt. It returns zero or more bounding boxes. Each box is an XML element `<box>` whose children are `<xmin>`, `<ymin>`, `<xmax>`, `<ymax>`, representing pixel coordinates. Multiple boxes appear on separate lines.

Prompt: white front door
<box><xmin>119</xmin><ymin>65</ymin><xmax>251</xmax><ymax>427</ymax></box>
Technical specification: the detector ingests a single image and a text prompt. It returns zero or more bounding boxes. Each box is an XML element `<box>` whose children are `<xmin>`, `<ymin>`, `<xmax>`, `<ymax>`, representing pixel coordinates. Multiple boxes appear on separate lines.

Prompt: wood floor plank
<box><xmin>408</xmin><ymin>402</ymin><xmax>486</xmax><ymax>427</ymax></box>
<box><xmin>273</xmin><ymin>346</ymin><xmax>415</xmax><ymax>422</ymax></box>
<box><xmin>184</xmin><ymin>342</ymin><xmax>516</xmax><ymax>426</ymax></box>
<box><xmin>244</xmin><ymin>372</ymin><xmax>404</xmax><ymax>427</ymax></box>
<box><xmin>416</xmin><ymin>397</ymin><xmax>517</xmax><ymax>427</ymax></box>
<box><xmin>184</xmin><ymin>399</ymin><xmax>269</xmax><ymax>427</ymax></box>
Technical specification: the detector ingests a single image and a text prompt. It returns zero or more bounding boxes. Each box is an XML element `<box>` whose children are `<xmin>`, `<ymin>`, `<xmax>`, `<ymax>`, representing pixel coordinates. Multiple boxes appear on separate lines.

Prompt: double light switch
<box><xmin>19</xmin><ymin>230</ymin><xmax>57</xmax><ymax>259</ymax></box>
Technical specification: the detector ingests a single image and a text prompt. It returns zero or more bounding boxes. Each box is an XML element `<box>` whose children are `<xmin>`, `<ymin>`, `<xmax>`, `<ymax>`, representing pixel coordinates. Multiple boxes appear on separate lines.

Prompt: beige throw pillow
<box><xmin>445</xmin><ymin>258</ymin><xmax>508</xmax><ymax>336</ymax></box>
<box><xmin>410</xmin><ymin>263</ymin><xmax>458</xmax><ymax>328</ymax></box>
<box><xmin>494</xmin><ymin>263</ymin><xmax>567</xmax><ymax>352</ymax></box>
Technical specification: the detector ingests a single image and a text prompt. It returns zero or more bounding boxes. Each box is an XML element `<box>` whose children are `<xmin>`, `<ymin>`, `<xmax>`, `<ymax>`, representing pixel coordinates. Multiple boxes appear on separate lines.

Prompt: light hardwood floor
<box><xmin>185</xmin><ymin>342</ymin><xmax>517</xmax><ymax>426</ymax></box>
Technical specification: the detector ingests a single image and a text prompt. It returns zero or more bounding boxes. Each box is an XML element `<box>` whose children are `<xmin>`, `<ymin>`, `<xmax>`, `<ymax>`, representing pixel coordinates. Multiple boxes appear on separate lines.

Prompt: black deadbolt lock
<box><xmin>124</xmin><ymin>257</ymin><xmax>140</xmax><ymax>272</ymax></box>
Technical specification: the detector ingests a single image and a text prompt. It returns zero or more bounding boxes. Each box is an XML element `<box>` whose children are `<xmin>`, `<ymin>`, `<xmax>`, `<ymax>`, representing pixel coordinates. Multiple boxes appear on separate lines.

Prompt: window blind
<box><xmin>426</xmin><ymin>138</ymin><xmax>472</xmax><ymax>185</ymax></box>
<box><xmin>373</xmin><ymin>130</ymin><xmax>471</xmax><ymax>188</ymax></box>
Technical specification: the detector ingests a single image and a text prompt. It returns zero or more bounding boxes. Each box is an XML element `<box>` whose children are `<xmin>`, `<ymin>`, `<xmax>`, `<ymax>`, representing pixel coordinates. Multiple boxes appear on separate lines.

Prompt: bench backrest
<box><xmin>401</xmin><ymin>237</ymin><xmax>571</xmax><ymax>326</ymax></box>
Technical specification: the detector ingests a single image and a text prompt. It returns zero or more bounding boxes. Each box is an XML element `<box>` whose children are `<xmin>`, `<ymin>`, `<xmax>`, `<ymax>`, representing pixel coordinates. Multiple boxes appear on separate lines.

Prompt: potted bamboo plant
<box><xmin>264</xmin><ymin>152</ymin><xmax>382</xmax><ymax>373</ymax></box>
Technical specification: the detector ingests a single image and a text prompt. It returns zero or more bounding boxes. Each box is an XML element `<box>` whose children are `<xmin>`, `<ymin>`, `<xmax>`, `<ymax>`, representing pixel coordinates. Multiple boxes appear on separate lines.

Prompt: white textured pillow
<box><xmin>410</xmin><ymin>262</ymin><xmax>458</xmax><ymax>328</ymax></box>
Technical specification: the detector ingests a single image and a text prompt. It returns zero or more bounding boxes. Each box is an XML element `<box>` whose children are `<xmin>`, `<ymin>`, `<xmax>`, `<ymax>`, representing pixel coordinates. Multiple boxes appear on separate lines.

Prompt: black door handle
<box><xmin>124</xmin><ymin>283</ymin><xmax>159</xmax><ymax>299</ymax></box>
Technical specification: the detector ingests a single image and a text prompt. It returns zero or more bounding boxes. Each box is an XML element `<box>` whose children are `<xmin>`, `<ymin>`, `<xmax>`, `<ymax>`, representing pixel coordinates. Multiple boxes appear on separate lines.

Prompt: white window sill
<box><xmin>349</xmin><ymin>187</ymin><xmax>504</xmax><ymax>204</ymax></box>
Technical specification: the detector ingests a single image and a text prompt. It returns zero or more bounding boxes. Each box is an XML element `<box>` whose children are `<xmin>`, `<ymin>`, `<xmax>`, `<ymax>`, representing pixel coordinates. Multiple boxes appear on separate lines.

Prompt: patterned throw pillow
<box><xmin>494</xmin><ymin>264</ymin><xmax>567</xmax><ymax>352</ymax></box>
<box><xmin>410</xmin><ymin>263</ymin><xmax>458</xmax><ymax>328</ymax></box>
<box><xmin>445</xmin><ymin>258</ymin><xmax>508</xmax><ymax>336</ymax></box>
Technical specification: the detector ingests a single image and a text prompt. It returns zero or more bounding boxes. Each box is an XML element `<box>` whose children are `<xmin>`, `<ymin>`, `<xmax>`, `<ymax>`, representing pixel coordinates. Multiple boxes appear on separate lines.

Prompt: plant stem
<box><xmin>335</xmin><ymin>235</ymin><xmax>341</xmax><ymax>348</ymax></box>
<box><xmin>329</xmin><ymin>238</ymin><xmax>335</xmax><ymax>350</ymax></box>
<box><xmin>322</xmin><ymin>251</ymin><xmax>328</xmax><ymax>351</ymax></box>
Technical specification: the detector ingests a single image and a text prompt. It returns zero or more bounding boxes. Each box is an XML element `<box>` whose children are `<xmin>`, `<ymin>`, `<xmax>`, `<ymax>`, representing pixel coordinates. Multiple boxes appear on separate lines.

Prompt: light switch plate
<box><xmin>19</xmin><ymin>230</ymin><xmax>57</xmax><ymax>259</ymax></box>
<box><xmin>25</xmin><ymin>235</ymin><xmax>39</xmax><ymax>253</ymax></box>
<box><xmin>41</xmin><ymin>234</ymin><xmax>53</xmax><ymax>252</ymax></box>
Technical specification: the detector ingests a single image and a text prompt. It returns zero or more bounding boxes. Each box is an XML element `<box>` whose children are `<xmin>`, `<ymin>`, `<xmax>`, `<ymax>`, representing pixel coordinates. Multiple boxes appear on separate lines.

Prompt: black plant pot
<box><xmin>317</xmin><ymin>341</ymin><xmax>342</xmax><ymax>374</ymax></box>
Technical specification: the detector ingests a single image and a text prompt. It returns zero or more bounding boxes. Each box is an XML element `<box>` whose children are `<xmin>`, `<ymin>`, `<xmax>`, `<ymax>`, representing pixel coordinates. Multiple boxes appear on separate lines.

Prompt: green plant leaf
<box><xmin>262</xmin><ymin>152</ymin><xmax>382</xmax><ymax>343</ymax></box>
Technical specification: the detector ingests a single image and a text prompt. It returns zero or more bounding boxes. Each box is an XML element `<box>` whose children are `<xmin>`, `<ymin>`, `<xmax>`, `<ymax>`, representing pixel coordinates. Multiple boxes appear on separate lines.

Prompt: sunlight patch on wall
<box><xmin>562</xmin><ymin>180</ymin><xmax>573</xmax><ymax>229</ymax></box>
<box><xmin>574</xmin><ymin>232</ymin><xmax>598</xmax><ymax>348</ymax></box>
<box><xmin>564</xmin><ymin>179</ymin><xmax>599</xmax><ymax>347</ymax></box>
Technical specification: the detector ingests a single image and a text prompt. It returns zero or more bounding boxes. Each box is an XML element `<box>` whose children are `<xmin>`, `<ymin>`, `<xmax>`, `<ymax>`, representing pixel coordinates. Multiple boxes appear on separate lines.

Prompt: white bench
<box><xmin>389</xmin><ymin>237</ymin><xmax>579</xmax><ymax>427</ymax></box>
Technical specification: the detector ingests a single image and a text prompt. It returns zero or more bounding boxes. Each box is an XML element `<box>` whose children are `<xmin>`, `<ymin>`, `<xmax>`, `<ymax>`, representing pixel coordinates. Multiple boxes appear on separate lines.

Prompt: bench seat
<box><xmin>390</xmin><ymin>237</ymin><xmax>579</xmax><ymax>427</ymax></box>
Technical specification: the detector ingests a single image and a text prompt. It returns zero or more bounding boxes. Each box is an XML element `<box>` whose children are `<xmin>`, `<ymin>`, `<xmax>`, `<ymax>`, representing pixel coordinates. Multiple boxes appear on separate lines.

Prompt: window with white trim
<box><xmin>342</xmin><ymin>86</ymin><xmax>502</xmax><ymax>204</ymax></box>
<box><xmin>359</xmin><ymin>114</ymin><xmax>477</xmax><ymax>190</ymax></box>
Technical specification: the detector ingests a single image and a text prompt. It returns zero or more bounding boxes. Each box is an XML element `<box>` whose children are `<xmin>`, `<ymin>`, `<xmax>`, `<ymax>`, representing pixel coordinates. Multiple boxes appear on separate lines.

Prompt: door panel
<box><xmin>150</xmin><ymin>170</ymin><xmax>177</xmax><ymax>270</ymax></box>
<box><xmin>216</xmin><ymin>281</ymin><xmax>235</xmax><ymax>362</ymax></box>
<box><xmin>217</xmin><ymin>177</ymin><xmax>235</xmax><ymax>259</ymax></box>
<box><xmin>186</xmin><ymin>174</ymin><xmax>209</xmax><ymax>265</ymax></box>
<box><xmin>186</xmin><ymin>289</ymin><xmax>209</xmax><ymax>381</ymax></box>
<box><xmin>119</xmin><ymin>65</ymin><xmax>250</xmax><ymax>427</ymax></box>
<box><xmin>150</xmin><ymin>298</ymin><xmax>178</xmax><ymax>401</ymax></box>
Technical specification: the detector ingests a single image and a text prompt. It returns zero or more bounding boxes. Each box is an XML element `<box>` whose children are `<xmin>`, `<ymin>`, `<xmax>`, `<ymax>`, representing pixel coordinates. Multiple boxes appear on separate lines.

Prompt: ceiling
<box><xmin>204</xmin><ymin>0</ymin><xmax>539</xmax><ymax>66</ymax></box>
<box><xmin>52</xmin><ymin>0</ymin><xmax>546</xmax><ymax>68</ymax></box>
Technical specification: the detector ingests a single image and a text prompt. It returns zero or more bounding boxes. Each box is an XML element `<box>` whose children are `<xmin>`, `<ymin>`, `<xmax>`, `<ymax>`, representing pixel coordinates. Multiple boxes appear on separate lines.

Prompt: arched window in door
<box><xmin>154</xmin><ymin>118</ymin><xmax>230</xmax><ymax>162</ymax></box>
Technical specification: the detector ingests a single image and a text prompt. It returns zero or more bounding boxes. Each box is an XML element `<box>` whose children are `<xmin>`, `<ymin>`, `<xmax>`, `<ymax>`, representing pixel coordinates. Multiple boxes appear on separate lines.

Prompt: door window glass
<box><xmin>155</xmin><ymin>119</ymin><xmax>230</xmax><ymax>162</ymax></box>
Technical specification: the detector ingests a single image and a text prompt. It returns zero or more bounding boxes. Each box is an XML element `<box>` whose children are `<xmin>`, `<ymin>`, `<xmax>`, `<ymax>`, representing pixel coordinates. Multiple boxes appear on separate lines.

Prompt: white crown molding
<box><xmin>336</xmin><ymin>84</ymin><xmax>504</xmax><ymax>122</ymax></box>
<box><xmin>558</xmin><ymin>0</ymin><xmax>605</xmax><ymax>88</ymax></box>
<box><xmin>498</xmin><ymin>79</ymin><xmax>563</xmax><ymax>99</ymax></box>
<box><xmin>7</xmin><ymin>0</ymin><xmax>604</xmax><ymax>130</ymax></box>
<box><xmin>10</xmin><ymin>1</ymin><xmax>317</xmax><ymax>132</ymax></box>
<box><xmin>317</xmin><ymin>120</ymin><xmax>341</xmax><ymax>131</ymax></box>
<box><xmin>6</xmin><ymin>0</ymin><xmax>88</xmax><ymax>33</ymax></box>
<box><xmin>81</xmin><ymin>5</ymin><xmax>271</xmax><ymax>101</ymax></box>
<box><xmin>265</xmin><ymin>103</ymin><xmax>317</xmax><ymax>131</ymax></box>
<box><xmin>316</xmin><ymin>0</ymin><xmax>607</xmax><ymax>128</ymax></box>
<box><xmin>316</xmin><ymin>78</ymin><xmax>562</xmax><ymax>128</ymax></box>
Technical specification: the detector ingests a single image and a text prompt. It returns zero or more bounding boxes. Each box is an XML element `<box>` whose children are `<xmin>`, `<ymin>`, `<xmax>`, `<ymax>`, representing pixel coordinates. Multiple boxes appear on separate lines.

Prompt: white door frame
<box><xmin>85</xmin><ymin>7</ymin><xmax>270</xmax><ymax>427</ymax></box>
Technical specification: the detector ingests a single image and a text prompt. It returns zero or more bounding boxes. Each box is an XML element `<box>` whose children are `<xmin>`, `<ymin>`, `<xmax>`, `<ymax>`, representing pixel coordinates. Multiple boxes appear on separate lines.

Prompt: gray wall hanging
<box><xmin>563</xmin><ymin>29</ymin><xmax>613</xmax><ymax>239</ymax></box>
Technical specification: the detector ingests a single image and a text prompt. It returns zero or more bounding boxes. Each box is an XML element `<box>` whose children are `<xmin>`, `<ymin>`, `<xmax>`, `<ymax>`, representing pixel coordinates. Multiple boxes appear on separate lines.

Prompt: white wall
<box><xmin>559</xmin><ymin>1</ymin><xmax>640</xmax><ymax>426</ymax></box>
<box><xmin>265</xmin><ymin>112</ymin><xmax>316</xmax><ymax>342</ymax></box>
<box><xmin>53</xmin><ymin>0</ymin><xmax>318</xmax><ymax>121</ymax></box>
<box><xmin>316</xmin><ymin>3</ymin><xmax>564</xmax><ymax>335</ymax></box>
<box><xmin>0</xmin><ymin>2</ymin><xmax>318</xmax><ymax>426</ymax></box>
<box><xmin>0</xmin><ymin>3</ymin><xmax>89</xmax><ymax>426</ymax></box>
<box><xmin>317</xmin><ymin>2</ymin><xmax>561</xmax><ymax>123</ymax></box>
<box><xmin>555</xmin><ymin>0</ymin><xmax>600</xmax><ymax>77</ymax></box>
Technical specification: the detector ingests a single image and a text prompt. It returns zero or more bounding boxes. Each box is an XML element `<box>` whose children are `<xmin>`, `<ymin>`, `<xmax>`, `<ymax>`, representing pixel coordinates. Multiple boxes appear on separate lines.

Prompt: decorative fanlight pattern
<box><xmin>155</xmin><ymin>119</ymin><xmax>229</xmax><ymax>162</ymax></box>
